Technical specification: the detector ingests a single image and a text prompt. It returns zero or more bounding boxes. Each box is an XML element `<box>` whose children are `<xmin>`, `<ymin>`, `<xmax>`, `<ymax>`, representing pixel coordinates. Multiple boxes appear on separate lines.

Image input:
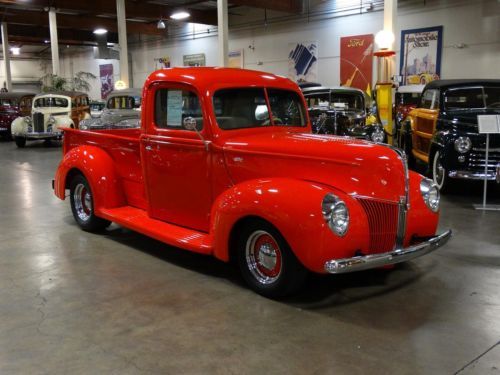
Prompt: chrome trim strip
<box><xmin>448</xmin><ymin>170</ymin><xmax>497</xmax><ymax>180</ymax></box>
<box><xmin>324</xmin><ymin>230</ymin><xmax>452</xmax><ymax>274</ymax></box>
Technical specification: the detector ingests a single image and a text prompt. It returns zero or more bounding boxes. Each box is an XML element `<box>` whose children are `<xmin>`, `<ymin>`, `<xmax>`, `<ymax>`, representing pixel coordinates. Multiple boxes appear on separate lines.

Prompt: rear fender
<box><xmin>211</xmin><ymin>178</ymin><xmax>369</xmax><ymax>273</ymax></box>
<box><xmin>54</xmin><ymin>145</ymin><xmax>126</xmax><ymax>212</ymax></box>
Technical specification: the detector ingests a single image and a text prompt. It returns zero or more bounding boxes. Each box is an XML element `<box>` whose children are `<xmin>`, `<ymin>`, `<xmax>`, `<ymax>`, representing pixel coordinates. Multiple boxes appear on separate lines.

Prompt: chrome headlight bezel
<box><xmin>370</xmin><ymin>127</ymin><xmax>385</xmax><ymax>143</ymax></box>
<box><xmin>454</xmin><ymin>136</ymin><xmax>472</xmax><ymax>154</ymax></box>
<box><xmin>48</xmin><ymin>115</ymin><xmax>56</xmax><ymax>125</ymax></box>
<box><xmin>322</xmin><ymin>193</ymin><xmax>350</xmax><ymax>236</ymax></box>
<box><xmin>420</xmin><ymin>178</ymin><xmax>440</xmax><ymax>212</ymax></box>
<box><xmin>24</xmin><ymin>116</ymin><xmax>32</xmax><ymax>124</ymax></box>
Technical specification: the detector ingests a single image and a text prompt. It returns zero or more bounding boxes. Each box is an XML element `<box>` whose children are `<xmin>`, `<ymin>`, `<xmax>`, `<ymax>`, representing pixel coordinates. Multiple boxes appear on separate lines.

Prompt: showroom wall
<box><xmin>0</xmin><ymin>58</ymin><xmax>49</xmax><ymax>92</ymax></box>
<box><xmin>53</xmin><ymin>0</ymin><xmax>498</xmax><ymax>100</ymax></box>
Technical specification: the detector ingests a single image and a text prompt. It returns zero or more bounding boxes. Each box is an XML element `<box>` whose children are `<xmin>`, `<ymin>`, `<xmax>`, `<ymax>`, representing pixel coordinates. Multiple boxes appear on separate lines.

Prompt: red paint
<box><xmin>54</xmin><ymin>67</ymin><xmax>441</xmax><ymax>274</ymax></box>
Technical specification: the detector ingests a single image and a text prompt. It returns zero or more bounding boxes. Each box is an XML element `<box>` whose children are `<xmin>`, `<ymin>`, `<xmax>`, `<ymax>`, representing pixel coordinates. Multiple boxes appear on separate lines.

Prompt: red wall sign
<box><xmin>340</xmin><ymin>34</ymin><xmax>374</xmax><ymax>95</ymax></box>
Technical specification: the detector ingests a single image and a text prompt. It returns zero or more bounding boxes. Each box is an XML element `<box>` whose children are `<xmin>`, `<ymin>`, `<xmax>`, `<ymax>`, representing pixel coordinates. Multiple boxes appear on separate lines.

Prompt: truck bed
<box><xmin>63</xmin><ymin>128</ymin><xmax>147</xmax><ymax>209</ymax></box>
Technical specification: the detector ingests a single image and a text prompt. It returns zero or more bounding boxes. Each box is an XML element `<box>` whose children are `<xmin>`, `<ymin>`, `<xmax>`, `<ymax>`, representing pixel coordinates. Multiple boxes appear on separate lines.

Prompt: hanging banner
<box><xmin>288</xmin><ymin>42</ymin><xmax>318</xmax><ymax>83</ymax></box>
<box><xmin>340</xmin><ymin>34</ymin><xmax>374</xmax><ymax>96</ymax></box>
<box><xmin>99</xmin><ymin>64</ymin><xmax>114</xmax><ymax>99</ymax></box>
<box><xmin>400</xmin><ymin>26</ymin><xmax>443</xmax><ymax>86</ymax></box>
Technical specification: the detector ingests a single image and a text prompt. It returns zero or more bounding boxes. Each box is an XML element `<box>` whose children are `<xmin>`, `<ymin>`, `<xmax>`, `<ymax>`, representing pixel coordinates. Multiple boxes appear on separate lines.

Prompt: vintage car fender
<box><xmin>55</xmin><ymin>145</ymin><xmax>126</xmax><ymax>210</ymax></box>
<box><xmin>210</xmin><ymin>178</ymin><xmax>370</xmax><ymax>273</ymax></box>
<box><xmin>54</xmin><ymin>116</ymin><xmax>74</xmax><ymax>130</ymax></box>
<box><xmin>11</xmin><ymin>116</ymin><xmax>28</xmax><ymax>136</ymax></box>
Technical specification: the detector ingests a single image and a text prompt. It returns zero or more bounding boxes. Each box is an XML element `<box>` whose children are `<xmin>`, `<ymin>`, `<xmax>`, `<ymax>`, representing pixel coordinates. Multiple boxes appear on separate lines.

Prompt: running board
<box><xmin>98</xmin><ymin>206</ymin><xmax>213</xmax><ymax>255</ymax></box>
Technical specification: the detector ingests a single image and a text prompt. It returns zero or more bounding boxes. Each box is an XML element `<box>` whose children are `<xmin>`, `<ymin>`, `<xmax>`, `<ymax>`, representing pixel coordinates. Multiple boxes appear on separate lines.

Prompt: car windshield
<box><xmin>34</xmin><ymin>97</ymin><xmax>68</xmax><ymax>108</ymax></box>
<box><xmin>0</xmin><ymin>99</ymin><xmax>17</xmax><ymax>107</ymax></box>
<box><xmin>444</xmin><ymin>87</ymin><xmax>500</xmax><ymax>110</ymax></box>
<box><xmin>213</xmin><ymin>88</ymin><xmax>306</xmax><ymax>130</ymax></box>
<box><xmin>397</xmin><ymin>92</ymin><xmax>421</xmax><ymax>106</ymax></box>
<box><xmin>90</xmin><ymin>103</ymin><xmax>105</xmax><ymax>111</ymax></box>
<box><xmin>306</xmin><ymin>92</ymin><xmax>363</xmax><ymax>111</ymax></box>
<box><xmin>107</xmin><ymin>96</ymin><xmax>141</xmax><ymax>110</ymax></box>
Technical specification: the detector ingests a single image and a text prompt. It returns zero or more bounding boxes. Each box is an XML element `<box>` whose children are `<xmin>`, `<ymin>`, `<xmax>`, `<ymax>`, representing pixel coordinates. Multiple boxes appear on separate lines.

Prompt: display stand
<box><xmin>473</xmin><ymin>115</ymin><xmax>500</xmax><ymax>211</ymax></box>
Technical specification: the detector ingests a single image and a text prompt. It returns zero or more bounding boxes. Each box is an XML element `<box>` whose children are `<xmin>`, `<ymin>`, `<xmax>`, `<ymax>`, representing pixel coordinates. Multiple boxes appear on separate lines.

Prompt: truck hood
<box><xmin>441</xmin><ymin>109</ymin><xmax>500</xmax><ymax>132</ymax></box>
<box><xmin>222</xmin><ymin>131</ymin><xmax>407</xmax><ymax>203</ymax></box>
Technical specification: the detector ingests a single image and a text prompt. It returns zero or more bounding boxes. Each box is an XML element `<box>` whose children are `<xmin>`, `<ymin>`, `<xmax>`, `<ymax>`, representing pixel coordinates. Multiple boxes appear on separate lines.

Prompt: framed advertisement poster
<box><xmin>99</xmin><ymin>64</ymin><xmax>114</xmax><ymax>99</ymax></box>
<box><xmin>288</xmin><ymin>42</ymin><xmax>318</xmax><ymax>83</ymax></box>
<box><xmin>340</xmin><ymin>34</ymin><xmax>374</xmax><ymax>94</ymax></box>
<box><xmin>228</xmin><ymin>50</ymin><xmax>244</xmax><ymax>68</ymax></box>
<box><xmin>400</xmin><ymin>26</ymin><xmax>443</xmax><ymax>86</ymax></box>
<box><xmin>183</xmin><ymin>53</ymin><xmax>206</xmax><ymax>67</ymax></box>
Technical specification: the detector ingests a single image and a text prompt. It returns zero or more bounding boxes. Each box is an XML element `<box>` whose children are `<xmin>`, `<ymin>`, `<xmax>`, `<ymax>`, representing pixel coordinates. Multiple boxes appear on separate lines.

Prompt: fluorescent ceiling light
<box><xmin>170</xmin><ymin>11</ymin><xmax>190</xmax><ymax>20</ymax></box>
<box><xmin>93</xmin><ymin>28</ymin><xmax>108</xmax><ymax>35</ymax></box>
<box><xmin>10</xmin><ymin>47</ymin><xmax>20</xmax><ymax>55</ymax></box>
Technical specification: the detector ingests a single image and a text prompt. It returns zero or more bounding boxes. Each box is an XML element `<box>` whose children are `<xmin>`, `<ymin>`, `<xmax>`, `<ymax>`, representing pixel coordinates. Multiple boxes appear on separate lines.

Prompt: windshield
<box><xmin>90</xmin><ymin>103</ymin><xmax>105</xmax><ymax>111</ymax></box>
<box><xmin>107</xmin><ymin>96</ymin><xmax>141</xmax><ymax>110</ymax></box>
<box><xmin>444</xmin><ymin>87</ymin><xmax>500</xmax><ymax>110</ymax></box>
<box><xmin>396</xmin><ymin>92</ymin><xmax>421</xmax><ymax>106</ymax></box>
<box><xmin>305</xmin><ymin>92</ymin><xmax>363</xmax><ymax>111</ymax></box>
<box><xmin>34</xmin><ymin>97</ymin><xmax>68</xmax><ymax>108</ymax></box>
<box><xmin>213</xmin><ymin>88</ymin><xmax>306</xmax><ymax>130</ymax></box>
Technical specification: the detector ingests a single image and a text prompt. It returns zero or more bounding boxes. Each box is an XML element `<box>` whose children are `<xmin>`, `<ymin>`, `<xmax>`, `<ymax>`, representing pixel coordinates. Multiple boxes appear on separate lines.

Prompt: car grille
<box><xmin>33</xmin><ymin>112</ymin><xmax>44</xmax><ymax>132</ymax></box>
<box><xmin>357</xmin><ymin>198</ymin><xmax>399</xmax><ymax>254</ymax></box>
<box><xmin>467</xmin><ymin>149</ymin><xmax>500</xmax><ymax>175</ymax></box>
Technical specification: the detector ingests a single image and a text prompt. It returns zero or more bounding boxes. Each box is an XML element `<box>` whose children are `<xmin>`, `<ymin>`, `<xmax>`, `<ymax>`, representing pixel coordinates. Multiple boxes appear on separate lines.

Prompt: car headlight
<box><xmin>48</xmin><ymin>115</ymin><xmax>56</xmax><ymax>124</ymax></box>
<box><xmin>420</xmin><ymin>178</ymin><xmax>440</xmax><ymax>212</ymax></box>
<box><xmin>24</xmin><ymin>116</ymin><xmax>32</xmax><ymax>124</ymax></box>
<box><xmin>371</xmin><ymin>127</ymin><xmax>385</xmax><ymax>143</ymax></box>
<box><xmin>322</xmin><ymin>193</ymin><xmax>349</xmax><ymax>236</ymax></box>
<box><xmin>454</xmin><ymin>136</ymin><xmax>471</xmax><ymax>154</ymax></box>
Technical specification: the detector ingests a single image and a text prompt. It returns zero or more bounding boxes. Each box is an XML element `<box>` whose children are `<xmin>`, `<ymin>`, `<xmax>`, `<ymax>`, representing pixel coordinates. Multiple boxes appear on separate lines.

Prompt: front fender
<box><xmin>55</xmin><ymin>116</ymin><xmax>74</xmax><ymax>130</ymax></box>
<box><xmin>54</xmin><ymin>145</ymin><xmax>126</xmax><ymax>212</ymax></box>
<box><xmin>11</xmin><ymin>117</ymin><xmax>27</xmax><ymax>136</ymax></box>
<box><xmin>211</xmin><ymin>178</ymin><xmax>369</xmax><ymax>273</ymax></box>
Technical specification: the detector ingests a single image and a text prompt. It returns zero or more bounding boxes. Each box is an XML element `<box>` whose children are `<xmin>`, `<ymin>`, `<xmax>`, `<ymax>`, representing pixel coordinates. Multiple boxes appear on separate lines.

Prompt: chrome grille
<box><xmin>357</xmin><ymin>198</ymin><xmax>399</xmax><ymax>253</ymax></box>
<box><xmin>468</xmin><ymin>149</ymin><xmax>500</xmax><ymax>174</ymax></box>
<box><xmin>33</xmin><ymin>112</ymin><xmax>44</xmax><ymax>133</ymax></box>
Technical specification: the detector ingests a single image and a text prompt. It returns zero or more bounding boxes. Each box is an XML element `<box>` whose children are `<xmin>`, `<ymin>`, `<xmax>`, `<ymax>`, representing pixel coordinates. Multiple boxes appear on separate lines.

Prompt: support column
<box><xmin>49</xmin><ymin>8</ymin><xmax>60</xmax><ymax>76</ymax></box>
<box><xmin>217</xmin><ymin>0</ymin><xmax>228</xmax><ymax>67</ymax></box>
<box><xmin>1</xmin><ymin>23</ymin><xmax>12</xmax><ymax>91</ymax></box>
<box><xmin>116</xmin><ymin>0</ymin><xmax>129</xmax><ymax>88</ymax></box>
<box><xmin>383</xmin><ymin>0</ymin><xmax>397</xmax><ymax>46</ymax></box>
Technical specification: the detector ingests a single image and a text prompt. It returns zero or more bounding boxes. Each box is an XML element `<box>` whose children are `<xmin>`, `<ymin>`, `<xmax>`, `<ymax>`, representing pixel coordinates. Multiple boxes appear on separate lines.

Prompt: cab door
<box><xmin>141</xmin><ymin>84</ymin><xmax>212</xmax><ymax>232</ymax></box>
<box><xmin>411</xmin><ymin>88</ymin><xmax>439</xmax><ymax>163</ymax></box>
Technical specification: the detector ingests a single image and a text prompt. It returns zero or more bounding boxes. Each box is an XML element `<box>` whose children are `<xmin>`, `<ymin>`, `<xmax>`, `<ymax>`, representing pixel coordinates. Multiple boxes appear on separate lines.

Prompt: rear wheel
<box><xmin>69</xmin><ymin>174</ymin><xmax>111</xmax><ymax>232</ymax></box>
<box><xmin>236</xmin><ymin>220</ymin><xmax>308</xmax><ymax>298</ymax></box>
<box><xmin>14</xmin><ymin>136</ymin><xmax>26</xmax><ymax>148</ymax></box>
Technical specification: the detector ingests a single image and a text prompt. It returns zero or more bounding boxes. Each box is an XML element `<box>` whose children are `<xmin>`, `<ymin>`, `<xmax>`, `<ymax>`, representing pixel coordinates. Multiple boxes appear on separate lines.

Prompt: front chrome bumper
<box><xmin>449</xmin><ymin>170</ymin><xmax>497</xmax><ymax>181</ymax></box>
<box><xmin>24</xmin><ymin>132</ymin><xmax>63</xmax><ymax>139</ymax></box>
<box><xmin>324</xmin><ymin>230</ymin><xmax>452</xmax><ymax>274</ymax></box>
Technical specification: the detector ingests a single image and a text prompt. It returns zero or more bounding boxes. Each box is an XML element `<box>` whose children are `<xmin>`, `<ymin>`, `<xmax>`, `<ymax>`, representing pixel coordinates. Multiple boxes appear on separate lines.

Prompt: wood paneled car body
<box><xmin>11</xmin><ymin>91</ymin><xmax>91</xmax><ymax>147</ymax></box>
<box><xmin>400</xmin><ymin>80</ymin><xmax>500</xmax><ymax>191</ymax></box>
<box><xmin>54</xmin><ymin>68</ymin><xmax>451</xmax><ymax>297</ymax></box>
<box><xmin>0</xmin><ymin>92</ymin><xmax>35</xmax><ymax>140</ymax></box>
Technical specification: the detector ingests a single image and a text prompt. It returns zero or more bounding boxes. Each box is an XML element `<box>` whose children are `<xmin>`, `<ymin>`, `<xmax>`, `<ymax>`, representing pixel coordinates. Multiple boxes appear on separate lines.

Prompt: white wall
<box><xmin>0</xmin><ymin>59</ymin><xmax>49</xmax><ymax>92</ymax></box>
<box><xmin>128</xmin><ymin>0</ymin><xmax>499</xmax><ymax>89</ymax></box>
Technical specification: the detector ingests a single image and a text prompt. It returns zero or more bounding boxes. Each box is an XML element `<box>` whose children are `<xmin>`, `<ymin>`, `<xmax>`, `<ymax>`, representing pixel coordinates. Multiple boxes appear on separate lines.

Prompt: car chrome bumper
<box><xmin>324</xmin><ymin>230</ymin><xmax>452</xmax><ymax>274</ymax></box>
<box><xmin>24</xmin><ymin>132</ymin><xmax>63</xmax><ymax>139</ymax></box>
<box><xmin>448</xmin><ymin>170</ymin><xmax>497</xmax><ymax>181</ymax></box>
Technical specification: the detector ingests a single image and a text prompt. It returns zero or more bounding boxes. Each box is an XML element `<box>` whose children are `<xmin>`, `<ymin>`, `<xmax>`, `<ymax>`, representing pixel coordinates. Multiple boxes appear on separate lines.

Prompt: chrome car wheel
<box><xmin>73</xmin><ymin>183</ymin><xmax>92</xmax><ymax>222</ymax></box>
<box><xmin>245</xmin><ymin>230</ymin><xmax>283</xmax><ymax>285</ymax></box>
<box><xmin>432</xmin><ymin>151</ymin><xmax>446</xmax><ymax>190</ymax></box>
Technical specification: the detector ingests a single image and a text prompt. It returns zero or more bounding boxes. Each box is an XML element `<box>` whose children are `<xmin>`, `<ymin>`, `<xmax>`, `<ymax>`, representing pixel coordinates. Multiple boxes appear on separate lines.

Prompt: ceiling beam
<box><xmin>0</xmin><ymin>9</ymin><xmax>162</xmax><ymax>35</ymax></box>
<box><xmin>229</xmin><ymin>0</ymin><xmax>303</xmax><ymax>13</ymax></box>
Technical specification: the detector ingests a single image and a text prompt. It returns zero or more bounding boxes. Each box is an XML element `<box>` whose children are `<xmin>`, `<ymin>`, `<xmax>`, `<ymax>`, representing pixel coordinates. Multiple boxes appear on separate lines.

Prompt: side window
<box><xmin>154</xmin><ymin>89</ymin><xmax>203</xmax><ymax>130</ymax></box>
<box><xmin>420</xmin><ymin>89</ymin><xmax>439</xmax><ymax>110</ymax></box>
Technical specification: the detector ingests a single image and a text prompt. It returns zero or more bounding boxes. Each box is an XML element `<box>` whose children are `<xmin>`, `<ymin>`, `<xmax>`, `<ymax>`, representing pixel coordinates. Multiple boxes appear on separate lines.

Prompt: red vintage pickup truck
<box><xmin>54</xmin><ymin>67</ymin><xmax>451</xmax><ymax>297</ymax></box>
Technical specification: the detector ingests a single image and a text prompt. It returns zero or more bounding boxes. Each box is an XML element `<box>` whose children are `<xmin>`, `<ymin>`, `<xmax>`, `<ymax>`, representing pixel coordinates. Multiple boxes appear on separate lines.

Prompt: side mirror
<box><xmin>183</xmin><ymin>116</ymin><xmax>198</xmax><ymax>131</ymax></box>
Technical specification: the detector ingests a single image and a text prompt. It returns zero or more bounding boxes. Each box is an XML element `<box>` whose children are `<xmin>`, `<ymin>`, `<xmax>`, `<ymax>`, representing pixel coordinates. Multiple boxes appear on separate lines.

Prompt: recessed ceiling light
<box><xmin>170</xmin><ymin>11</ymin><xmax>190</xmax><ymax>20</ymax></box>
<box><xmin>93</xmin><ymin>28</ymin><xmax>108</xmax><ymax>35</ymax></box>
<box><xmin>10</xmin><ymin>47</ymin><xmax>20</xmax><ymax>55</ymax></box>
<box><xmin>44</xmin><ymin>40</ymin><xmax>50</xmax><ymax>44</ymax></box>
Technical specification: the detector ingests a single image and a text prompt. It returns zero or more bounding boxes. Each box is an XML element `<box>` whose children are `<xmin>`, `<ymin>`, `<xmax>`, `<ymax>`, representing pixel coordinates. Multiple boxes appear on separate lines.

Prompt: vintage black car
<box><xmin>401</xmin><ymin>79</ymin><xmax>500</xmax><ymax>191</ymax></box>
<box><xmin>301</xmin><ymin>86</ymin><xmax>385</xmax><ymax>143</ymax></box>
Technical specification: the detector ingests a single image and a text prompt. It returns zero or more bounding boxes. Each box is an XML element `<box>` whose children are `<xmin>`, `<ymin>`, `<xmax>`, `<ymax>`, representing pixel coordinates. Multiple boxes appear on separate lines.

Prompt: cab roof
<box><xmin>36</xmin><ymin>91</ymin><xmax>88</xmax><ymax>98</ymax></box>
<box><xmin>145</xmin><ymin>67</ymin><xmax>300</xmax><ymax>92</ymax></box>
<box><xmin>107</xmin><ymin>88</ymin><xmax>142</xmax><ymax>98</ymax></box>
<box><xmin>301</xmin><ymin>86</ymin><xmax>365</xmax><ymax>95</ymax></box>
<box><xmin>425</xmin><ymin>79</ymin><xmax>500</xmax><ymax>90</ymax></box>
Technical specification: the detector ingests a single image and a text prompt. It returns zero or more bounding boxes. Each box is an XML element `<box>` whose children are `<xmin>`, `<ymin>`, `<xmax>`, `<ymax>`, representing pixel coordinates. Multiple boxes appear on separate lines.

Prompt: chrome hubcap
<box><xmin>74</xmin><ymin>183</ymin><xmax>92</xmax><ymax>222</ymax></box>
<box><xmin>433</xmin><ymin>153</ymin><xmax>445</xmax><ymax>188</ymax></box>
<box><xmin>245</xmin><ymin>230</ymin><xmax>282</xmax><ymax>285</ymax></box>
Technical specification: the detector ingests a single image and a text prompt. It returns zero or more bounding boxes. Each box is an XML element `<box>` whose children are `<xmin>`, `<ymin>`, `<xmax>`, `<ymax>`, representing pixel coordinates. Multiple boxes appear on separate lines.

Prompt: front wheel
<box><xmin>432</xmin><ymin>150</ymin><xmax>450</xmax><ymax>192</ymax></box>
<box><xmin>69</xmin><ymin>174</ymin><xmax>111</xmax><ymax>232</ymax></box>
<box><xmin>237</xmin><ymin>220</ymin><xmax>308</xmax><ymax>298</ymax></box>
<box><xmin>14</xmin><ymin>136</ymin><xmax>26</xmax><ymax>148</ymax></box>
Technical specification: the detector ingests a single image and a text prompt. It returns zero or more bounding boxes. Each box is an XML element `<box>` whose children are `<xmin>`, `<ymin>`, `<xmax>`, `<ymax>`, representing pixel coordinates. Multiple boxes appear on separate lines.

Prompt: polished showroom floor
<box><xmin>0</xmin><ymin>139</ymin><xmax>499</xmax><ymax>374</ymax></box>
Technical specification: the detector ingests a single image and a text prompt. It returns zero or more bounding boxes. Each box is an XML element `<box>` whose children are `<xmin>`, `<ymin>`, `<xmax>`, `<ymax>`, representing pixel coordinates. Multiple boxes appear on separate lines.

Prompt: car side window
<box><xmin>420</xmin><ymin>89</ymin><xmax>439</xmax><ymax>110</ymax></box>
<box><xmin>154</xmin><ymin>88</ymin><xmax>203</xmax><ymax>130</ymax></box>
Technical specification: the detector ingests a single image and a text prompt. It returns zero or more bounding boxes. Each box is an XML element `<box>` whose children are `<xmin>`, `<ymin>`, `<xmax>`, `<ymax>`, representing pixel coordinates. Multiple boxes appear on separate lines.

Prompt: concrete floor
<box><xmin>0</xmin><ymin>139</ymin><xmax>499</xmax><ymax>375</ymax></box>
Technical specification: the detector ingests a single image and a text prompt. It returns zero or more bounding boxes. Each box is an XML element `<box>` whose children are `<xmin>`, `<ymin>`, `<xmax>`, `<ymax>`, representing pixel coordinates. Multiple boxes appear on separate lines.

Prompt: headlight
<box><xmin>454</xmin><ymin>136</ymin><xmax>471</xmax><ymax>154</ymax></box>
<box><xmin>322</xmin><ymin>193</ymin><xmax>349</xmax><ymax>236</ymax></box>
<box><xmin>24</xmin><ymin>116</ymin><xmax>32</xmax><ymax>124</ymax></box>
<box><xmin>420</xmin><ymin>178</ymin><xmax>440</xmax><ymax>212</ymax></box>
<box><xmin>48</xmin><ymin>115</ymin><xmax>56</xmax><ymax>124</ymax></box>
<box><xmin>371</xmin><ymin>127</ymin><xmax>385</xmax><ymax>143</ymax></box>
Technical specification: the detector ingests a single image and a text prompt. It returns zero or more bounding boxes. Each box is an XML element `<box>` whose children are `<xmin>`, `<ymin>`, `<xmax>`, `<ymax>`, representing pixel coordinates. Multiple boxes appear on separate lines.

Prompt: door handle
<box><xmin>145</xmin><ymin>145</ymin><xmax>152</xmax><ymax>151</ymax></box>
